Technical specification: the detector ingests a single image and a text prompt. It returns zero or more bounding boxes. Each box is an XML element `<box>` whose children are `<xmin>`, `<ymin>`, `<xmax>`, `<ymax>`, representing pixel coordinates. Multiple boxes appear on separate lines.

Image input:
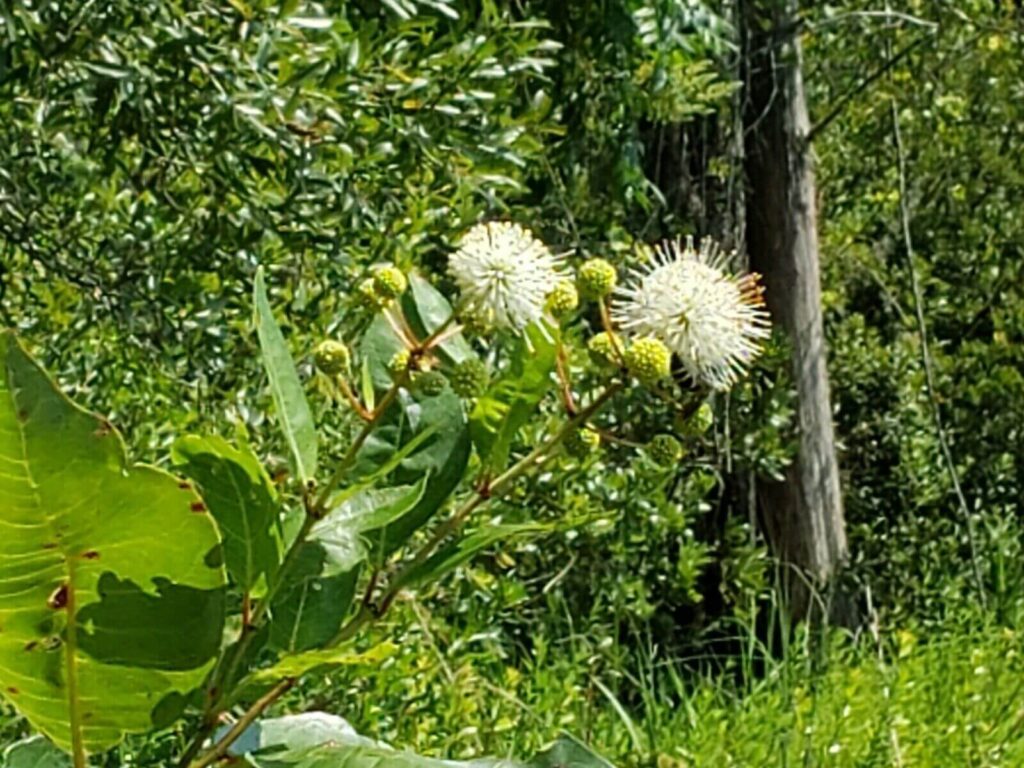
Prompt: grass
<box><xmin>3</xmin><ymin>605</ymin><xmax>1022</xmax><ymax>766</ymax></box>
<box><xmin>298</xmin><ymin>599</ymin><xmax>1024</xmax><ymax>768</ymax></box>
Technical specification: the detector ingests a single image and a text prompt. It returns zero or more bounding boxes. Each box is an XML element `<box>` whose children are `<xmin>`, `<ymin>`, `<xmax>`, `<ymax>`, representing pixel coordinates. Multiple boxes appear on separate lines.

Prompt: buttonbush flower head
<box><xmin>450</xmin><ymin>357</ymin><xmax>490</xmax><ymax>399</ymax></box>
<box><xmin>546</xmin><ymin>279</ymin><xmax>579</xmax><ymax>318</ymax></box>
<box><xmin>647</xmin><ymin>434</ymin><xmax>684</xmax><ymax>466</ymax></box>
<box><xmin>624</xmin><ymin>337</ymin><xmax>672</xmax><ymax>386</ymax></box>
<box><xmin>313</xmin><ymin>340</ymin><xmax>350</xmax><ymax>375</ymax></box>
<box><xmin>449</xmin><ymin>221</ymin><xmax>563</xmax><ymax>332</ymax></box>
<box><xmin>577</xmin><ymin>258</ymin><xmax>618</xmax><ymax>301</ymax></box>
<box><xmin>612</xmin><ymin>236</ymin><xmax>770</xmax><ymax>390</ymax></box>
<box><xmin>356</xmin><ymin>277</ymin><xmax>383</xmax><ymax>309</ymax></box>
<box><xmin>388</xmin><ymin>349</ymin><xmax>412</xmax><ymax>380</ymax></box>
<box><xmin>373</xmin><ymin>265</ymin><xmax>408</xmax><ymax>299</ymax></box>
<box><xmin>413</xmin><ymin>370</ymin><xmax>448</xmax><ymax>397</ymax></box>
<box><xmin>587</xmin><ymin>331</ymin><xmax>622</xmax><ymax>369</ymax></box>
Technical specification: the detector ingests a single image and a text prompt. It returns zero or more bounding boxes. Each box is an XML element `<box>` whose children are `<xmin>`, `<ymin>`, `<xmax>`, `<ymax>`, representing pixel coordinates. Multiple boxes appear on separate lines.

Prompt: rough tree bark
<box><xmin>739</xmin><ymin>0</ymin><xmax>848</xmax><ymax>611</ymax></box>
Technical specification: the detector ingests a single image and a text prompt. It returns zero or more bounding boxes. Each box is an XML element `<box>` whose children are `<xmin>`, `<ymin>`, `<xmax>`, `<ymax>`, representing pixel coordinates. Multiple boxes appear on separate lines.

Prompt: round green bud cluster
<box><xmin>587</xmin><ymin>331</ymin><xmax>622</xmax><ymax>368</ymax></box>
<box><xmin>313</xmin><ymin>340</ymin><xmax>350</xmax><ymax>375</ymax></box>
<box><xmin>458</xmin><ymin>312</ymin><xmax>493</xmax><ymax>339</ymax></box>
<box><xmin>546</xmin><ymin>279</ymin><xmax>579</xmax><ymax>318</ymax></box>
<box><xmin>450</xmin><ymin>357</ymin><xmax>489</xmax><ymax>398</ymax></box>
<box><xmin>624</xmin><ymin>337</ymin><xmax>672</xmax><ymax>385</ymax></box>
<box><xmin>356</xmin><ymin>278</ymin><xmax>382</xmax><ymax>309</ymax></box>
<box><xmin>413</xmin><ymin>370</ymin><xmax>448</xmax><ymax>397</ymax></box>
<box><xmin>373</xmin><ymin>265</ymin><xmax>408</xmax><ymax>300</ymax></box>
<box><xmin>647</xmin><ymin>434</ymin><xmax>683</xmax><ymax>466</ymax></box>
<box><xmin>565</xmin><ymin>426</ymin><xmax>601</xmax><ymax>459</ymax></box>
<box><xmin>388</xmin><ymin>349</ymin><xmax>412</xmax><ymax>380</ymax></box>
<box><xmin>577</xmin><ymin>258</ymin><xmax>618</xmax><ymax>301</ymax></box>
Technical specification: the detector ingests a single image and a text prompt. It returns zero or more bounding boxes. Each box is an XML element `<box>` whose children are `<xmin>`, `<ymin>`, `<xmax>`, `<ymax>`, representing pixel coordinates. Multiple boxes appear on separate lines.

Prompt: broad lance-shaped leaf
<box><xmin>268</xmin><ymin>481</ymin><xmax>427</xmax><ymax>653</ymax></box>
<box><xmin>254</xmin><ymin>267</ymin><xmax>318</xmax><ymax>485</ymax></box>
<box><xmin>358</xmin><ymin>314</ymin><xmax>472</xmax><ymax>555</ymax></box>
<box><xmin>171</xmin><ymin>435</ymin><xmax>284</xmax><ymax>592</ymax></box>
<box><xmin>2</xmin><ymin>735</ymin><xmax>71</xmax><ymax>767</ymax></box>
<box><xmin>403</xmin><ymin>272</ymin><xmax>473</xmax><ymax>365</ymax></box>
<box><xmin>470</xmin><ymin>321</ymin><xmax>558</xmax><ymax>473</ymax></box>
<box><xmin>0</xmin><ymin>333</ymin><xmax>226</xmax><ymax>754</ymax></box>
<box><xmin>228</xmin><ymin>643</ymin><xmax>397</xmax><ymax>704</ymax></box>
<box><xmin>390</xmin><ymin>523</ymin><xmax>549</xmax><ymax>594</ymax></box>
<box><xmin>229</xmin><ymin>712</ymin><xmax>614</xmax><ymax>767</ymax></box>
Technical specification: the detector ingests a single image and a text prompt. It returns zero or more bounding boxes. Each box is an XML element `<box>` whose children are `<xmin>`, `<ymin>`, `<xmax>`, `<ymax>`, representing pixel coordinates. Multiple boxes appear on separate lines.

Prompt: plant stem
<box><xmin>182</xmin><ymin>380</ymin><xmax>405</xmax><ymax>763</ymax></box>
<box><xmin>187</xmin><ymin>678</ymin><xmax>296</xmax><ymax>768</ymax></box>
<box><xmin>372</xmin><ymin>381</ymin><xmax>623</xmax><ymax>618</ymax></box>
<box><xmin>313</xmin><ymin>379</ymin><xmax>403</xmax><ymax>513</ymax></box>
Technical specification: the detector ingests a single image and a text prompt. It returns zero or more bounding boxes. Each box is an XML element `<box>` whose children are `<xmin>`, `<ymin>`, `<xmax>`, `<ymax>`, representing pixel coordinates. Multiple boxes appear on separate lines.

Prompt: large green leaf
<box><xmin>254</xmin><ymin>268</ymin><xmax>318</xmax><ymax>485</ymax></box>
<box><xmin>0</xmin><ymin>333</ymin><xmax>226</xmax><ymax>754</ymax></box>
<box><xmin>353</xmin><ymin>389</ymin><xmax>471</xmax><ymax>556</ymax></box>
<box><xmin>403</xmin><ymin>272</ymin><xmax>473</xmax><ymax>365</ymax></box>
<box><xmin>232</xmin><ymin>712</ymin><xmax>612</xmax><ymax>767</ymax></box>
<box><xmin>470</xmin><ymin>322</ymin><xmax>558</xmax><ymax>474</ymax></box>
<box><xmin>267</xmin><ymin>481</ymin><xmax>427</xmax><ymax>653</ymax></box>
<box><xmin>171</xmin><ymin>435</ymin><xmax>284</xmax><ymax>592</ymax></box>
<box><xmin>357</xmin><ymin>314</ymin><xmax>472</xmax><ymax>555</ymax></box>
<box><xmin>390</xmin><ymin>523</ymin><xmax>548</xmax><ymax>593</ymax></box>
<box><xmin>229</xmin><ymin>643</ymin><xmax>397</xmax><ymax>704</ymax></box>
<box><xmin>1</xmin><ymin>736</ymin><xmax>70</xmax><ymax>768</ymax></box>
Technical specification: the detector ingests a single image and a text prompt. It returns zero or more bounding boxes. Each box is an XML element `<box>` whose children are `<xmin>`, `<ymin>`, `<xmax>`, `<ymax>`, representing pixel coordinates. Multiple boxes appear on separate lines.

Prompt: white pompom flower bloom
<box><xmin>449</xmin><ymin>221</ymin><xmax>563</xmax><ymax>332</ymax></box>
<box><xmin>612</xmin><ymin>236</ymin><xmax>770</xmax><ymax>390</ymax></box>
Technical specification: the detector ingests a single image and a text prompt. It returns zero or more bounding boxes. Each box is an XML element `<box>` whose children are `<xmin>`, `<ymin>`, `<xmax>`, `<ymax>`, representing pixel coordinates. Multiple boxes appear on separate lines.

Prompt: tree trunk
<box><xmin>739</xmin><ymin>0</ymin><xmax>848</xmax><ymax>611</ymax></box>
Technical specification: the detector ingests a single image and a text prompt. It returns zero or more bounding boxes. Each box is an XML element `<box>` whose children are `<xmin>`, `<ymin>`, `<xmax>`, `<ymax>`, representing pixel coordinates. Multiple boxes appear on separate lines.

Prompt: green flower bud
<box><xmin>373</xmin><ymin>265</ymin><xmax>408</xmax><ymax>299</ymax></box>
<box><xmin>624</xmin><ymin>337</ymin><xmax>672</xmax><ymax>385</ymax></box>
<box><xmin>647</xmin><ymin>434</ymin><xmax>683</xmax><ymax>466</ymax></box>
<box><xmin>587</xmin><ymin>331</ymin><xmax>622</xmax><ymax>368</ymax></box>
<box><xmin>356</xmin><ymin>278</ymin><xmax>383</xmax><ymax>309</ymax></box>
<box><xmin>314</xmin><ymin>340</ymin><xmax>351</xmax><ymax>375</ymax></box>
<box><xmin>577</xmin><ymin>258</ymin><xmax>618</xmax><ymax>301</ymax></box>
<box><xmin>450</xmin><ymin>357</ymin><xmax>489</xmax><ymax>398</ymax></box>
<box><xmin>388</xmin><ymin>349</ymin><xmax>412</xmax><ymax>380</ymax></box>
<box><xmin>413</xmin><ymin>370</ymin><xmax>448</xmax><ymax>397</ymax></box>
<box><xmin>546</xmin><ymin>279</ymin><xmax>579</xmax><ymax>318</ymax></box>
<box><xmin>459</xmin><ymin>312</ymin><xmax>493</xmax><ymax>339</ymax></box>
<box><xmin>565</xmin><ymin>426</ymin><xmax>601</xmax><ymax>459</ymax></box>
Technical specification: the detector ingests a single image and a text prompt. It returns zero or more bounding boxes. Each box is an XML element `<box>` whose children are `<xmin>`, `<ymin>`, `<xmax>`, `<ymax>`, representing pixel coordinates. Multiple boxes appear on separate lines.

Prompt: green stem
<box><xmin>65</xmin><ymin>562</ymin><xmax>87</xmax><ymax>768</ymax></box>
<box><xmin>371</xmin><ymin>381</ymin><xmax>623</xmax><ymax>621</ymax></box>
<box><xmin>183</xmin><ymin>379</ymin><xmax>405</xmax><ymax>763</ymax></box>
<box><xmin>187</xmin><ymin>678</ymin><xmax>296</xmax><ymax>768</ymax></box>
<box><xmin>313</xmin><ymin>379</ymin><xmax>403</xmax><ymax>513</ymax></box>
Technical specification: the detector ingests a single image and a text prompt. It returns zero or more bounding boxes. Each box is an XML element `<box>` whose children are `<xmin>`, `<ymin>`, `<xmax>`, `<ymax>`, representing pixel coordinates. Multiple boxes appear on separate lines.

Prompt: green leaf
<box><xmin>0</xmin><ymin>333</ymin><xmax>226</xmax><ymax>754</ymax></box>
<box><xmin>391</xmin><ymin>523</ymin><xmax>548</xmax><ymax>593</ymax></box>
<box><xmin>353</xmin><ymin>389</ymin><xmax>471</xmax><ymax>556</ymax></box>
<box><xmin>254</xmin><ymin>268</ymin><xmax>318</xmax><ymax>485</ymax></box>
<box><xmin>236</xmin><ymin>713</ymin><xmax>612</xmax><ymax>767</ymax></box>
<box><xmin>470</xmin><ymin>322</ymin><xmax>558</xmax><ymax>473</ymax></box>
<box><xmin>529</xmin><ymin>735</ymin><xmax>616</xmax><ymax>768</ymax></box>
<box><xmin>267</xmin><ymin>553</ymin><xmax>357</xmax><ymax>654</ymax></box>
<box><xmin>224</xmin><ymin>712</ymin><xmax>378</xmax><ymax>758</ymax></box>
<box><xmin>356</xmin><ymin>313</ymin><xmax>471</xmax><ymax>553</ymax></box>
<box><xmin>316</xmin><ymin>480</ymin><xmax>429</xmax><ymax>570</ymax></box>
<box><xmin>171</xmin><ymin>435</ymin><xmax>284</xmax><ymax>592</ymax></box>
<box><xmin>2</xmin><ymin>736</ymin><xmax>70</xmax><ymax>768</ymax></box>
<box><xmin>403</xmin><ymin>272</ymin><xmax>473</xmax><ymax>364</ymax></box>
<box><xmin>232</xmin><ymin>643</ymin><xmax>397</xmax><ymax>703</ymax></box>
<box><xmin>359</xmin><ymin>313</ymin><xmax>407</xmax><ymax>392</ymax></box>
<box><xmin>267</xmin><ymin>479</ymin><xmax>427</xmax><ymax>654</ymax></box>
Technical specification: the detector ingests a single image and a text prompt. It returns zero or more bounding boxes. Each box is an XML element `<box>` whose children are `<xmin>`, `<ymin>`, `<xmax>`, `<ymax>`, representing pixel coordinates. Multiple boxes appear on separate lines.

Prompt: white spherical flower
<box><xmin>449</xmin><ymin>221</ymin><xmax>562</xmax><ymax>332</ymax></box>
<box><xmin>612</xmin><ymin>236</ymin><xmax>770</xmax><ymax>390</ymax></box>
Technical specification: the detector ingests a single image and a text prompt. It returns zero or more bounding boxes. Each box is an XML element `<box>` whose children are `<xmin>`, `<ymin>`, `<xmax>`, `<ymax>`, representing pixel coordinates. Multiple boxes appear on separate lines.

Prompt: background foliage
<box><xmin>2</xmin><ymin>0</ymin><xmax>1023</xmax><ymax>765</ymax></box>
